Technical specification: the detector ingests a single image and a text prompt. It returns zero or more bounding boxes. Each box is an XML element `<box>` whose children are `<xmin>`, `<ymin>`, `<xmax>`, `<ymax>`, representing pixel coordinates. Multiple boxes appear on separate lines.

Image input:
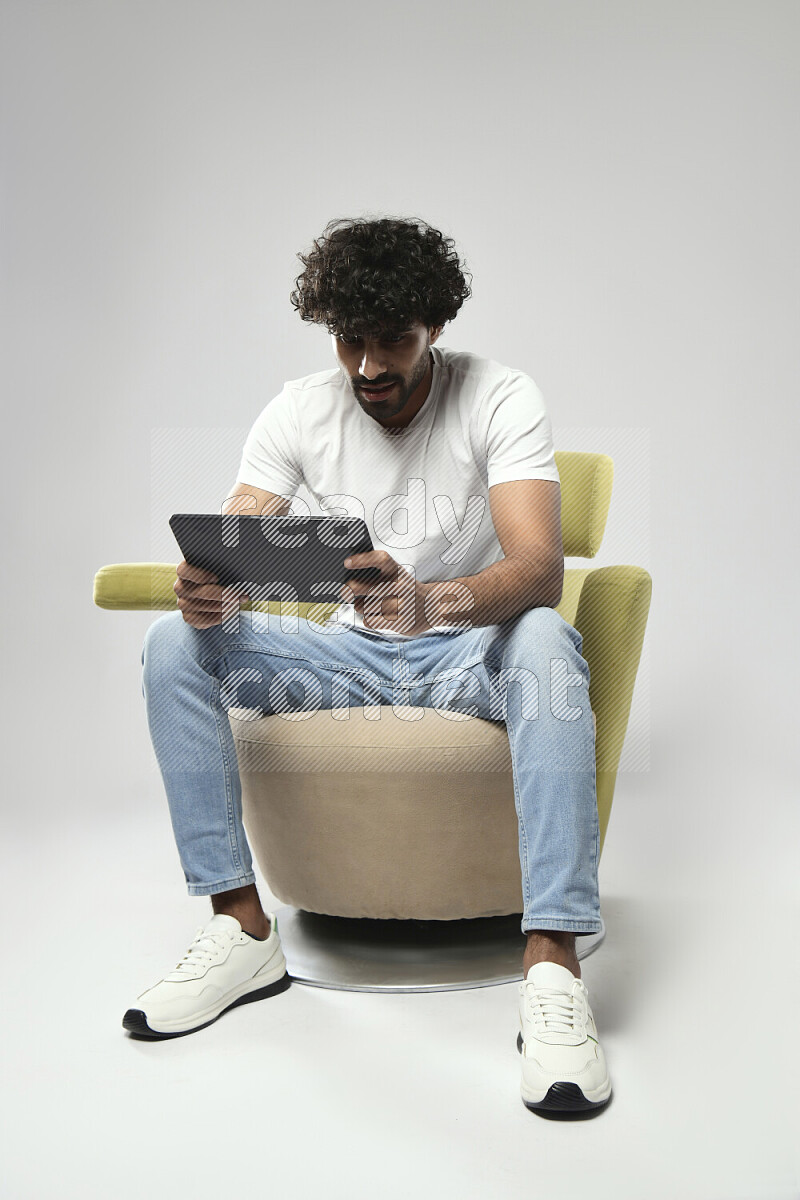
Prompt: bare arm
<box><xmin>425</xmin><ymin>478</ymin><xmax>564</xmax><ymax>629</ymax></box>
<box><xmin>220</xmin><ymin>482</ymin><xmax>293</xmax><ymax>518</ymax></box>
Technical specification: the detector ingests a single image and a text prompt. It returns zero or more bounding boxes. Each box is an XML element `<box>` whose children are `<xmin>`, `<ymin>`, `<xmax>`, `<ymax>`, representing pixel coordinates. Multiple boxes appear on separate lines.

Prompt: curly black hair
<box><xmin>289</xmin><ymin>215</ymin><xmax>472</xmax><ymax>338</ymax></box>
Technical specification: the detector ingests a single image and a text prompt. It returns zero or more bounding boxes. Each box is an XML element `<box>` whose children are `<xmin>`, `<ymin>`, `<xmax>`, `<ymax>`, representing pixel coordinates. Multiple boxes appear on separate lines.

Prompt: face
<box><xmin>332</xmin><ymin>320</ymin><xmax>443</xmax><ymax>430</ymax></box>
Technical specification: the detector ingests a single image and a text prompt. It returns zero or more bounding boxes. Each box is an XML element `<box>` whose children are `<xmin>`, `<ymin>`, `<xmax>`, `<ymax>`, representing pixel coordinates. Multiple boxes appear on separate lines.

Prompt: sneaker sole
<box><xmin>122</xmin><ymin>972</ymin><xmax>292</xmax><ymax>1040</ymax></box>
<box><xmin>516</xmin><ymin>1032</ymin><xmax>612</xmax><ymax>1114</ymax></box>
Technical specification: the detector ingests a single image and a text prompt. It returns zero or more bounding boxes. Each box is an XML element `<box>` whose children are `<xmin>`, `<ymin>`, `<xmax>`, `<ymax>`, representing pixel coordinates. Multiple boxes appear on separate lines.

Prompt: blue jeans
<box><xmin>141</xmin><ymin>605</ymin><xmax>602</xmax><ymax>935</ymax></box>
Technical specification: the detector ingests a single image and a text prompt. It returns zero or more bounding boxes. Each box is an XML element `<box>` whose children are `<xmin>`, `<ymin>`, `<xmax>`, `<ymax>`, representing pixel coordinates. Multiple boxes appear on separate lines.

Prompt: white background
<box><xmin>1</xmin><ymin>3</ymin><xmax>798</xmax><ymax>1198</ymax></box>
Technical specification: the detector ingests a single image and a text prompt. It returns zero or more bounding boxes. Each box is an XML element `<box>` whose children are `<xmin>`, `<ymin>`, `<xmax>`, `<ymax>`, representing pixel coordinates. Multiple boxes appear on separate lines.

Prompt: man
<box><xmin>130</xmin><ymin>216</ymin><xmax>612</xmax><ymax>1116</ymax></box>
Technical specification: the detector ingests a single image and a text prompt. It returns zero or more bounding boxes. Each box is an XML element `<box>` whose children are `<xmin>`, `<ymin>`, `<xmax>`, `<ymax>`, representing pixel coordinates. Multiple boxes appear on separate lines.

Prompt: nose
<box><xmin>359</xmin><ymin>343</ymin><xmax>391</xmax><ymax>380</ymax></box>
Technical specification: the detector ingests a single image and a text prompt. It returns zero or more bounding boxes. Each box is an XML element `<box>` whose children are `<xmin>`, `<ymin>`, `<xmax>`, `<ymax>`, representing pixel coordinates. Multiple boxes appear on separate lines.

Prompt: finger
<box><xmin>177</xmin><ymin>560</ymin><xmax>219</xmax><ymax>585</ymax></box>
<box><xmin>362</xmin><ymin>602</ymin><xmax>400</xmax><ymax>628</ymax></box>
<box><xmin>355</xmin><ymin>591</ymin><xmax>398</xmax><ymax>613</ymax></box>
<box><xmin>345</xmin><ymin>552</ymin><xmax>392</xmax><ymax>574</ymax></box>
<box><xmin>344</xmin><ymin>567</ymin><xmax>385</xmax><ymax>586</ymax></box>
<box><xmin>182</xmin><ymin>611</ymin><xmax>224</xmax><ymax>629</ymax></box>
<box><xmin>178</xmin><ymin>602</ymin><xmax>225</xmax><ymax>627</ymax></box>
<box><xmin>176</xmin><ymin>596</ymin><xmax>229</xmax><ymax>615</ymax></box>
<box><xmin>344</xmin><ymin>576</ymin><xmax>394</xmax><ymax>601</ymax></box>
<box><xmin>174</xmin><ymin>579</ymin><xmax>225</xmax><ymax>601</ymax></box>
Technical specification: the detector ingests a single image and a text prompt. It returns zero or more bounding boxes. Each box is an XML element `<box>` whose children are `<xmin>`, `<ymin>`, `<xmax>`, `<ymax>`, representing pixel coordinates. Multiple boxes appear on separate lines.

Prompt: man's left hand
<box><xmin>340</xmin><ymin>551</ymin><xmax>433</xmax><ymax>637</ymax></box>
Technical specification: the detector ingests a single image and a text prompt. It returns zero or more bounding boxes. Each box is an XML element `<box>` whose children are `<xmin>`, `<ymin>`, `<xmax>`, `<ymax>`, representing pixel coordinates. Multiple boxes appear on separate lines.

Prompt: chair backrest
<box><xmin>555</xmin><ymin>452</ymin><xmax>614</xmax><ymax>558</ymax></box>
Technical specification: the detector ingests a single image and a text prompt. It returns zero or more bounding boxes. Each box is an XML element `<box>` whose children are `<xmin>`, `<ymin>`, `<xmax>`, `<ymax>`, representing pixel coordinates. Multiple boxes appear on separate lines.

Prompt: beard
<box><xmin>352</xmin><ymin>345</ymin><xmax>431</xmax><ymax>425</ymax></box>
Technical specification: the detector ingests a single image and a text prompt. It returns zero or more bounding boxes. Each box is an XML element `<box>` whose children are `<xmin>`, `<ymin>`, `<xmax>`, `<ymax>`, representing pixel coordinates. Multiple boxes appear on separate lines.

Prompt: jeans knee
<box><xmin>504</xmin><ymin>605</ymin><xmax>580</xmax><ymax>661</ymax></box>
<box><xmin>141</xmin><ymin>610</ymin><xmax>188</xmax><ymax>674</ymax></box>
<box><xmin>497</xmin><ymin>608</ymin><xmax>591</xmax><ymax>726</ymax></box>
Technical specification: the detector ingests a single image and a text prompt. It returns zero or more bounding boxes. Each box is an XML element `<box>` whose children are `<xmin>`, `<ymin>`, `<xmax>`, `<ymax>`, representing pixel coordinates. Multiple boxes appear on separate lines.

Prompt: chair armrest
<box><xmin>554</xmin><ymin>567</ymin><xmax>591</xmax><ymax>627</ymax></box>
<box><xmin>92</xmin><ymin>562</ymin><xmax>342</xmax><ymax>622</ymax></box>
<box><xmin>573</xmin><ymin>565</ymin><xmax>652</xmax><ymax>775</ymax></box>
<box><xmin>93</xmin><ymin>563</ymin><xmax>179</xmax><ymax>610</ymax></box>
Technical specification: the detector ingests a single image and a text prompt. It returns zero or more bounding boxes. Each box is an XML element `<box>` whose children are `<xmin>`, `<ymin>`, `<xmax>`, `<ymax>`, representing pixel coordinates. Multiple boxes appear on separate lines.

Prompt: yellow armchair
<box><xmin>94</xmin><ymin>452</ymin><xmax>651</xmax><ymax>987</ymax></box>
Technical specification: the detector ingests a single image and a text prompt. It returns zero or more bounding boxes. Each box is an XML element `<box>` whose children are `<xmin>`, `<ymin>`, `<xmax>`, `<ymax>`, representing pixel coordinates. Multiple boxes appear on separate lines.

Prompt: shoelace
<box><xmin>171</xmin><ymin>927</ymin><xmax>237</xmax><ymax>975</ymax></box>
<box><xmin>524</xmin><ymin>983</ymin><xmax>588</xmax><ymax>1042</ymax></box>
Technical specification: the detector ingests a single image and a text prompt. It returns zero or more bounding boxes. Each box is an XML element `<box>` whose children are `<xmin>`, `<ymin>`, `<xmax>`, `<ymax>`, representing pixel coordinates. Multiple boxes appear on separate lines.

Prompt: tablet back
<box><xmin>169</xmin><ymin>514</ymin><xmax>378</xmax><ymax>604</ymax></box>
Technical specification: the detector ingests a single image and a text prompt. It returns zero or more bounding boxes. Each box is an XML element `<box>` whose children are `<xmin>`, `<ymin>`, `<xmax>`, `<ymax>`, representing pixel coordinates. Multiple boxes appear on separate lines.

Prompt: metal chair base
<box><xmin>276</xmin><ymin>908</ymin><xmax>606</xmax><ymax>993</ymax></box>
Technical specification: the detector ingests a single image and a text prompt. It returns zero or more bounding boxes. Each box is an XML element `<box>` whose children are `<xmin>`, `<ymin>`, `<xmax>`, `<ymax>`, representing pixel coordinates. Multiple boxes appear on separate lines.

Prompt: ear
<box><xmin>429</xmin><ymin>325</ymin><xmax>444</xmax><ymax>344</ymax></box>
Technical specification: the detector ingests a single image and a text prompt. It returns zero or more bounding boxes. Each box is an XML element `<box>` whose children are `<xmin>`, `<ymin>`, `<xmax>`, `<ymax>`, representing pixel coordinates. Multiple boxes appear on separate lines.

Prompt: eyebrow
<box><xmin>340</xmin><ymin>329</ymin><xmax>412</xmax><ymax>339</ymax></box>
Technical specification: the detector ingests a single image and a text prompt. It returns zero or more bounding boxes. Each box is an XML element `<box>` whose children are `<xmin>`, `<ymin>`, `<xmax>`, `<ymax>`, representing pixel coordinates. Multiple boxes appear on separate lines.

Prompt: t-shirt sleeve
<box><xmin>482</xmin><ymin>371</ymin><xmax>560</xmax><ymax>488</ymax></box>
<box><xmin>236</xmin><ymin>387</ymin><xmax>303</xmax><ymax>499</ymax></box>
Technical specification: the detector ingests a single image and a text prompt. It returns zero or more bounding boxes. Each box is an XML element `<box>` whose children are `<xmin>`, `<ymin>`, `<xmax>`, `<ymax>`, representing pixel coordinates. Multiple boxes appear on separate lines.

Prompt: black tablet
<box><xmin>169</xmin><ymin>514</ymin><xmax>380</xmax><ymax>604</ymax></box>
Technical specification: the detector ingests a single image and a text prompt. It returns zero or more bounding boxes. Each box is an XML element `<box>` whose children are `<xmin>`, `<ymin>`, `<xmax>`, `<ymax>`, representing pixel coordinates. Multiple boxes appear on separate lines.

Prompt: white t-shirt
<box><xmin>236</xmin><ymin>343</ymin><xmax>560</xmax><ymax>640</ymax></box>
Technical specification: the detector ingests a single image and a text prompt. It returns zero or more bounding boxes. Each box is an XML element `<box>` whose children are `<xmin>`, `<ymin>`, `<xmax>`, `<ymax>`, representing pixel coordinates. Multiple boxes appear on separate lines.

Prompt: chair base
<box><xmin>276</xmin><ymin>908</ymin><xmax>606</xmax><ymax>993</ymax></box>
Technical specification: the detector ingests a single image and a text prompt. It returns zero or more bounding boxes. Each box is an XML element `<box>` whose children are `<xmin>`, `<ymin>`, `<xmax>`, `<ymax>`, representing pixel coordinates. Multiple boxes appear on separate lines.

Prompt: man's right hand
<box><xmin>174</xmin><ymin>560</ymin><xmax>246</xmax><ymax>628</ymax></box>
<box><xmin>174</xmin><ymin>484</ymin><xmax>287</xmax><ymax>626</ymax></box>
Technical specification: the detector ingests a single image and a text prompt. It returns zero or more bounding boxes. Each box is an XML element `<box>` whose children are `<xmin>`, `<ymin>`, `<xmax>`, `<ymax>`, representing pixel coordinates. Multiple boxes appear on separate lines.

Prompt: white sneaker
<box><xmin>518</xmin><ymin>962</ymin><xmax>612</xmax><ymax>1114</ymax></box>
<box><xmin>123</xmin><ymin>912</ymin><xmax>290</xmax><ymax>1039</ymax></box>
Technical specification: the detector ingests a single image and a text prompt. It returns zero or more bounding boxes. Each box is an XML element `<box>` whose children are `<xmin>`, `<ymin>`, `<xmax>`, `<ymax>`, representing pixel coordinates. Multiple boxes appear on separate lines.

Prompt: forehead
<box><xmin>334</xmin><ymin>319</ymin><xmax>423</xmax><ymax>339</ymax></box>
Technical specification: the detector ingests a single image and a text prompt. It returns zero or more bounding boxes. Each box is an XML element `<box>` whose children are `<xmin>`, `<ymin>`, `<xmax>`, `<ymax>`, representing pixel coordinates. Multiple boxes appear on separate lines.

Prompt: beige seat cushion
<box><xmin>231</xmin><ymin>706</ymin><xmax>595</xmax><ymax>921</ymax></box>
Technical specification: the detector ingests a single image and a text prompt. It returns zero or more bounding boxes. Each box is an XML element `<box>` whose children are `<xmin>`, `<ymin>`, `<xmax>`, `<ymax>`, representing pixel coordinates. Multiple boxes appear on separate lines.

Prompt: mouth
<box><xmin>360</xmin><ymin>382</ymin><xmax>397</xmax><ymax>401</ymax></box>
